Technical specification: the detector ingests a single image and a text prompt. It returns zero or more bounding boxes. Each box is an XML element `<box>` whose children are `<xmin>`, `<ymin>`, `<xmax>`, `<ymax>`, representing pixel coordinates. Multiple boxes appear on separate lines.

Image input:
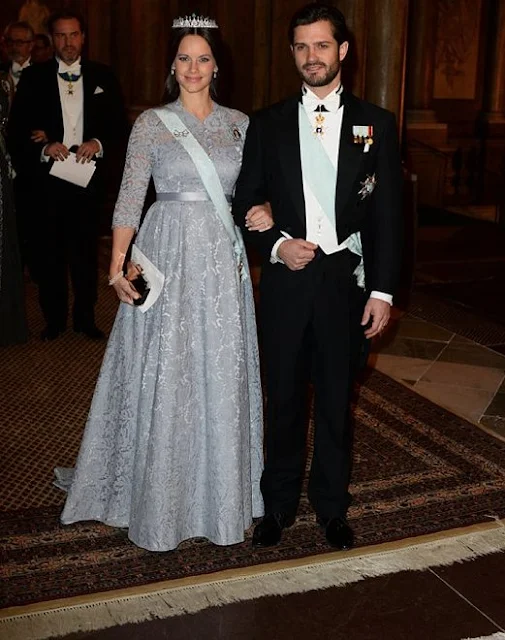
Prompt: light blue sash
<box><xmin>154</xmin><ymin>107</ymin><xmax>247</xmax><ymax>280</ymax></box>
<box><xmin>298</xmin><ymin>104</ymin><xmax>365</xmax><ymax>286</ymax></box>
<box><xmin>298</xmin><ymin>104</ymin><xmax>337</xmax><ymax>227</ymax></box>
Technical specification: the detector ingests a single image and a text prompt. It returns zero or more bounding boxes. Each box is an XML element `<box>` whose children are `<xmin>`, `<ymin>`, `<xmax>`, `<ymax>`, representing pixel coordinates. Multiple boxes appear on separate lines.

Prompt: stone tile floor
<box><xmin>370</xmin><ymin>311</ymin><xmax>505</xmax><ymax>439</ymax></box>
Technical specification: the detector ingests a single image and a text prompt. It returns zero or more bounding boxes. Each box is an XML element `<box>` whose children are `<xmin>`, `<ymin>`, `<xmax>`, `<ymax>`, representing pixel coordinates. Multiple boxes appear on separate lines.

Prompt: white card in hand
<box><xmin>49</xmin><ymin>151</ymin><xmax>96</xmax><ymax>188</ymax></box>
<box><xmin>131</xmin><ymin>245</ymin><xmax>165</xmax><ymax>313</ymax></box>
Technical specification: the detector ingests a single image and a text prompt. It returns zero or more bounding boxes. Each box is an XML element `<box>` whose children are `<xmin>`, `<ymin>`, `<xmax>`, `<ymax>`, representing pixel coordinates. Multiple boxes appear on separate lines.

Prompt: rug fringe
<box><xmin>2</xmin><ymin>524</ymin><xmax>505</xmax><ymax>640</ymax></box>
<box><xmin>462</xmin><ymin>634</ymin><xmax>505</xmax><ymax>640</ymax></box>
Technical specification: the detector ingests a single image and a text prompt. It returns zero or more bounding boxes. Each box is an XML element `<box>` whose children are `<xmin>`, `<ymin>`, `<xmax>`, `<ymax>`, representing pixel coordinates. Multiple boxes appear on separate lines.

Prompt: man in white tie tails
<box><xmin>1</xmin><ymin>21</ymin><xmax>34</xmax><ymax>91</ymax></box>
<box><xmin>2</xmin><ymin>22</ymin><xmax>35</xmax><ymax>276</ymax></box>
<box><xmin>9</xmin><ymin>9</ymin><xmax>125</xmax><ymax>340</ymax></box>
<box><xmin>233</xmin><ymin>3</ymin><xmax>403</xmax><ymax>549</ymax></box>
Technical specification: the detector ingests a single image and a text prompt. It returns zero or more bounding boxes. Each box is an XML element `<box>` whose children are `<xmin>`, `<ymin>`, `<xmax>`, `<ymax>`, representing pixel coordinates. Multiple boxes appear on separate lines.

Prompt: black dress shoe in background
<box><xmin>317</xmin><ymin>516</ymin><xmax>354</xmax><ymax>550</ymax></box>
<box><xmin>73</xmin><ymin>324</ymin><xmax>105</xmax><ymax>340</ymax></box>
<box><xmin>40</xmin><ymin>325</ymin><xmax>65</xmax><ymax>341</ymax></box>
<box><xmin>252</xmin><ymin>512</ymin><xmax>296</xmax><ymax>548</ymax></box>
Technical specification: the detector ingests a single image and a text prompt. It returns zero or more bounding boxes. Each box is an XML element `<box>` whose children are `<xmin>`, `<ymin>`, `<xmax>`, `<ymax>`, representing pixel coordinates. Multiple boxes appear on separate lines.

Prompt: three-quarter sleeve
<box><xmin>112</xmin><ymin>110</ymin><xmax>156</xmax><ymax>230</ymax></box>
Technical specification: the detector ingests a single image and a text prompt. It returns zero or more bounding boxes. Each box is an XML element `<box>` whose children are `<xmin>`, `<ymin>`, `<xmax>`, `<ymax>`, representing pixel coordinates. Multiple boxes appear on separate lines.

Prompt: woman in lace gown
<box><xmin>55</xmin><ymin>19</ymin><xmax>270</xmax><ymax>551</ymax></box>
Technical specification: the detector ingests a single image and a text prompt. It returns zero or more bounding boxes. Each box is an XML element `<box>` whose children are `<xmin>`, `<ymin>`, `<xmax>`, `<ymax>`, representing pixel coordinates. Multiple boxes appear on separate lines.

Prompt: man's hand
<box><xmin>31</xmin><ymin>130</ymin><xmax>48</xmax><ymax>143</ymax></box>
<box><xmin>361</xmin><ymin>298</ymin><xmax>391</xmax><ymax>338</ymax></box>
<box><xmin>277</xmin><ymin>239</ymin><xmax>318</xmax><ymax>271</ymax></box>
<box><xmin>245</xmin><ymin>202</ymin><xmax>274</xmax><ymax>232</ymax></box>
<box><xmin>76</xmin><ymin>139</ymin><xmax>100</xmax><ymax>163</ymax></box>
<box><xmin>44</xmin><ymin>141</ymin><xmax>70</xmax><ymax>161</ymax></box>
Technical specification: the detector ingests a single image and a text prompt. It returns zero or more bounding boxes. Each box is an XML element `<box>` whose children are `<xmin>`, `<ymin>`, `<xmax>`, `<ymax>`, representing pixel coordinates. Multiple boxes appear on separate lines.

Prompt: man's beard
<box><xmin>61</xmin><ymin>47</ymin><xmax>79</xmax><ymax>63</ymax></box>
<box><xmin>300</xmin><ymin>62</ymin><xmax>340</xmax><ymax>88</ymax></box>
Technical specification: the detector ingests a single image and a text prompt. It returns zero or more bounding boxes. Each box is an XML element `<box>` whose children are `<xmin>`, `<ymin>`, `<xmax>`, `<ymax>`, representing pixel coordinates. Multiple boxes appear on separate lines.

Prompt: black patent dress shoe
<box><xmin>317</xmin><ymin>516</ymin><xmax>354</xmax><ymax>550</ymax></box>
<box><xmin>252</xmin><ymin>513</ymin><xmax>296</xmax><ymax>548</ymax></box>
<box><xmin>73</xmin><ymin>324</ymin><xmax>105</xmax><ymax>340</ymax></box>
<box><xmin>40</xmin><ymin>325</ymin><xmax>65</xmax><ymax>341</ymax></box>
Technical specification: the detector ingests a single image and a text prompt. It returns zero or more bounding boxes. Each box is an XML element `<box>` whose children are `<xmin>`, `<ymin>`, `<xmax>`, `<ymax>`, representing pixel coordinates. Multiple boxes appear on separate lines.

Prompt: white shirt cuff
<box><xmin>92</xmin><ymin>138</ymin><xmax>104</xmax><ymax>158</ymax></box>
<box><xmin>370</xmin><ymin>291</ymin><xmax>393</xmax><ymax>305</ymax></box>
<box><xmin>41</xmin><ymin>145</ymin><xmax>50</xmax><ymax>162</ymax></box>
<box><xmin>270</xmin><ymin>237</ymin><xmax>288</xmax><ymax>264</ymax></box>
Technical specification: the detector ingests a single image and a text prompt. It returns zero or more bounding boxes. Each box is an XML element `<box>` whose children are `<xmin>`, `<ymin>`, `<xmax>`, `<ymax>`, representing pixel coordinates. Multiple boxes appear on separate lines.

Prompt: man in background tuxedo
<box><xmin>233</xmin><ymin>3</ymin><xmax>403</xmax><ymax>550</ymax></box>
<box><xmin>1</xmin><ymin>22</ymin><xmax>35</xmax><ymax>275</ymax></box>
<box><xmin>1</xmin><ymin>22</ymin><xmax>34</xmax><ymax>91</ymax></box>
<box><xmin>9</xmin><ymin>10</ymin><xmax>125</xmax><ymax>340</ymax></box>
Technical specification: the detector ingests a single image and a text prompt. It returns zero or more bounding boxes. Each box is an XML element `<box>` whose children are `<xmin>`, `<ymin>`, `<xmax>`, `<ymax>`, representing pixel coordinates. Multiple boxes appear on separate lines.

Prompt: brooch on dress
<box><xmin>232</xmin><ymin>127</ymin><xmax>241</xmax><ymax>140</ymax></box>
<box><xmin>358</xmin><ymin>174</ymin><xmax>377</xmax><ymax>199</ymax></box>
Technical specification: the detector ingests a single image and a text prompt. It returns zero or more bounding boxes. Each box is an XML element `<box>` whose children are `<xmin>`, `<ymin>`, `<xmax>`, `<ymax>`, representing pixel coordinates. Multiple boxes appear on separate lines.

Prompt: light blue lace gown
<box><xmin>56</xmin><ymin>101</ymin><xmax>264</xmax><ymax>551</ymax></box>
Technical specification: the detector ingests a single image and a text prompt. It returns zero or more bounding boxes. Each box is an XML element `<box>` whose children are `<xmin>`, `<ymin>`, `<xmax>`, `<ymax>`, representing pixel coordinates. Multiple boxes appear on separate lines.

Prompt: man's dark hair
<box><xmin>288</xmin><ymin>3</ymin><xmax>349</xmax><ymax>46</ymax></box>
<box><xmin>5</xmin><ymin>21</ymin><xmax>35</xmax><ymax>40</ymax></box>
<box><xmin>165</xmin><ymin>26</ymin><xmax>223</xmax><ymax>102</ymax></box>
<box><xmin>47</xmin><ymin>10</ymin><xmax>86</xmax><ymax>35</ymax></box>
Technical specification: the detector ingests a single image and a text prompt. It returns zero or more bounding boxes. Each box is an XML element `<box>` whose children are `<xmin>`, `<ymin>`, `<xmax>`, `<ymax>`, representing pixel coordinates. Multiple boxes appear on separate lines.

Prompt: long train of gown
<box><xmin>55</xmin><ymin>101</ymin><xmax>264</xmax><ymax>551</ymax></box>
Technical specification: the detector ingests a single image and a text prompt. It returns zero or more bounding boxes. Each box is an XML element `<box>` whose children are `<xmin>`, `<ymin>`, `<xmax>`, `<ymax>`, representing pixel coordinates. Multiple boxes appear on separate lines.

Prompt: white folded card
<box><xmin>131</xmin><ymin>244</ymin><xmax>165</xmax><ymax>313</ymax></box>
<box><xmin>49</xmin><ymin>151</ymin><xmax>96</xmax><ymax>188</ymax></box>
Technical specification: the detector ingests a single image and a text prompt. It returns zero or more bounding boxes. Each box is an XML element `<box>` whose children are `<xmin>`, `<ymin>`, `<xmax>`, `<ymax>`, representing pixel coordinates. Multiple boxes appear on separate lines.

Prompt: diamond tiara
<box><xmin>172</xmin><ymin>14</ymin><xmax>218</xmax><ymax>29</ymax></box>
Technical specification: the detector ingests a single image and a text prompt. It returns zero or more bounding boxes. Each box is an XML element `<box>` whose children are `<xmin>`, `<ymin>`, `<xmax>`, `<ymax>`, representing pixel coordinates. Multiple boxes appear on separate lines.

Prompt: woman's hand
<box><xmin>245</xmin><ymin>202</ymin><xmax>274</xmax><ymax>232</ymax></box>
<box><xmin>111</xmin><ymin>277</ymin><xmax>141</xmax><ymax>305</ymax></box>
<box><xmin>125</xmin><ymin>261</ymin><xmax>143</xmax><ymax>281</ymax></box>
<box><xmin>110</xmin><ymin>263</ymin><xmax>142</xmax><ymax>305</ymax></box>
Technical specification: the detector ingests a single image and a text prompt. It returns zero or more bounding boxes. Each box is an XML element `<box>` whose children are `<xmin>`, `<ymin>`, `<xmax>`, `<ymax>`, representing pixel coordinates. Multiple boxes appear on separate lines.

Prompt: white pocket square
<box><xmin>94</xmin><ymin>86</ymin><xmax>104</xmax><ymax>95</ymax></box>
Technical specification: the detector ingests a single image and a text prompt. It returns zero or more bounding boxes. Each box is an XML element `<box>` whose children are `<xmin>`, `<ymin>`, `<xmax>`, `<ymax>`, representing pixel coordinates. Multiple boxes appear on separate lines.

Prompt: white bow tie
<box><xmin>58</xmin><ymin>61</ymin><xmax>81</xmax><ymax>75</ymax></box>
<box><xmin>302</xmin><ymin>87</ymin><xmax>342</xmax><ymax>113</ymax></box>
<box><xmin>12</xmin><ymin>61</ymin><xmax>29</xmax><ymax>74</ymax></box>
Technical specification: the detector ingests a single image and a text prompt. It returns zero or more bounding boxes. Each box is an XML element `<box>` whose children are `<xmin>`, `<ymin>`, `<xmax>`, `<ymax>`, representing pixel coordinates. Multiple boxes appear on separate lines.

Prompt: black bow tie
<box><xmin>314</xmin><ymin>104</ymin><xmax>329</xmax><ymax>113</ymax></box>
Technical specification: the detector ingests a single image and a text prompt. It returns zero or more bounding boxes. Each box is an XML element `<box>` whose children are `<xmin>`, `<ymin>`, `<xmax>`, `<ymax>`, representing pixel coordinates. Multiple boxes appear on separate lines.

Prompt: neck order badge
<box><xmin>58</xmin><ymin>71</ymin><xmax>80</xmax><ymax>95</ymax></box>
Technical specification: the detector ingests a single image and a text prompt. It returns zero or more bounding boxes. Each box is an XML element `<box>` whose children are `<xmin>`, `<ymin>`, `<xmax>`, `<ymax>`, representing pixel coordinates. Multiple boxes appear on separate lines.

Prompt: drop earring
<box><xmin>171</xmin><ymin>68</ymin><xmax>175</xmax><ymax>75</ymax></box>
<box><xmin>213</xmin><ymin>69</ymin><xmax>218</xmax><ymax>79</ymax></box>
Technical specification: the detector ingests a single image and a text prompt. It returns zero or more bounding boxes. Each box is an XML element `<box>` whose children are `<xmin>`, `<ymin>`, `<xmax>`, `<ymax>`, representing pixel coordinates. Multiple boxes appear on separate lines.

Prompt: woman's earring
<box><xmin>213</xmin><ymin>69</ymin><xmax>218</xmax><ymax>79</ymax></box>
<box><xmin>171</xmin><ymin>68</ymin><xmax>175</xmax><ymax>76</ymax></box>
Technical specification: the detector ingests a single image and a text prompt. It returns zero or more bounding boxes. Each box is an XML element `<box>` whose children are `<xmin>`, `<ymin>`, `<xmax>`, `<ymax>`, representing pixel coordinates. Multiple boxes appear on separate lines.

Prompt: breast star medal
<box><xmin>358</xmin><ymin>174</ymin><xmax>377</xmax><ymax>199</ymax></box>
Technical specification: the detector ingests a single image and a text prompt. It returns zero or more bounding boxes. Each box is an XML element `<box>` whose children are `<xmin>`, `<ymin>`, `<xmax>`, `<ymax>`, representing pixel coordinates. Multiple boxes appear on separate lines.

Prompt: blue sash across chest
<box><xmin>153</xmin><ymin>107</ymin><xmax>247</xmax><ymax>280</ymax></box>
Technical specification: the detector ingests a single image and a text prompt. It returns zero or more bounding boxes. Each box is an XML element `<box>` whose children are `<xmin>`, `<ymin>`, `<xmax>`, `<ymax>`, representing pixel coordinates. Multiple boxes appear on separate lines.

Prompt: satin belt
<box><xmin>156</xmin><ymin>192</ymin><xmax>232</xmax><ymax>204</ymax></box>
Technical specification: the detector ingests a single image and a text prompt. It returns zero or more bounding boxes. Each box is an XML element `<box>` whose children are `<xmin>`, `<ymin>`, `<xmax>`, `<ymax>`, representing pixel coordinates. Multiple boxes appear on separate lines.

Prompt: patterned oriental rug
<box><xmin>2</xmin><ymin>272</ymin><xmax>505</xmax><ymax>611</ymax></box>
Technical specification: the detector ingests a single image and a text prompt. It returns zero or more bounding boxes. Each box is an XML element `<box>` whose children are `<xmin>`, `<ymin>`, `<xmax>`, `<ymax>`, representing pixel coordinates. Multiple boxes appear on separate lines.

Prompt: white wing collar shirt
<box><xmin>57</xmin><ymin>57</ymin><xmax>84</xmax><ymax>150</ymax></box>
<box><xmin>41</xmin><ymin>57</ymin><xmax>103</xmax><ymax>162</ymax></box>
<box><xmin>10</xmin><ymin>58</ymin><xmax>31</xmax><ymax>87</ymax></box>
<box><xmin>271</xmin><ymin>84</ymin><xmax>392</xmax><ymax>305</ymax></box>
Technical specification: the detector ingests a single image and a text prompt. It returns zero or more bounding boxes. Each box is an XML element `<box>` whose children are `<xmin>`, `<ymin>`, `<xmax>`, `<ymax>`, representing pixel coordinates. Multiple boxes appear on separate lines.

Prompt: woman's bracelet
<box><xmin>108</xmin><ymin>271</ymin><xmax>124</xmax><ymax>286</ymax></box>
